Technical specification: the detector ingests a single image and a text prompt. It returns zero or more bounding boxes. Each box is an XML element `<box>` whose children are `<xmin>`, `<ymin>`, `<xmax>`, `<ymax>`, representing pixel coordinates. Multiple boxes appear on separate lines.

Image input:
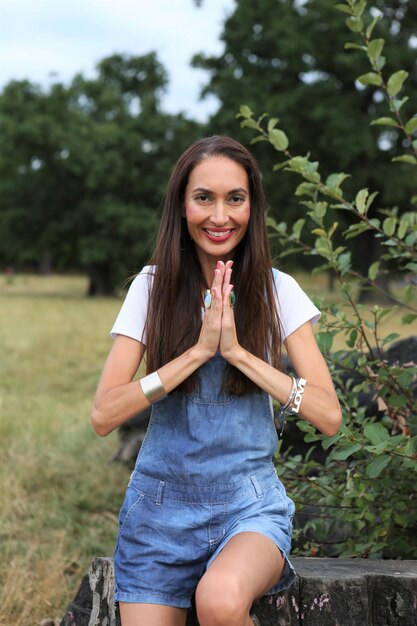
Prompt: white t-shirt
<box><xmin>111</xmin><ymin>266</ymin><xmax>320</xmax><ymax>344</ymax></box>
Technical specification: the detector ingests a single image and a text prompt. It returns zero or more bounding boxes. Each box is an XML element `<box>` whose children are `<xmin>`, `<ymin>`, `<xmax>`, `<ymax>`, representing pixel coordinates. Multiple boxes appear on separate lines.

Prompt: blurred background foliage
<box><xmin>1</xmin><ymin>0</ymin><xmax>416</xmax><ymax>294</ymax></box>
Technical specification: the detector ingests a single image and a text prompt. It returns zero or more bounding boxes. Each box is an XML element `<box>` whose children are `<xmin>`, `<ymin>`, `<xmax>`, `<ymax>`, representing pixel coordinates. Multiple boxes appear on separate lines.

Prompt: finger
<box><xmin>223</xmin><ymin>284</ymin><xmax>235</xmax><ymax>310</ymax></box>
<box><xmin>222</xmin><ymin>261</ymin><xmax>233</xmax><ymax>298</ymax></box>
<box><xmin>210</xmin><ymin>269</ymin><xmax>223</xmax><ymax>302</ymax></box>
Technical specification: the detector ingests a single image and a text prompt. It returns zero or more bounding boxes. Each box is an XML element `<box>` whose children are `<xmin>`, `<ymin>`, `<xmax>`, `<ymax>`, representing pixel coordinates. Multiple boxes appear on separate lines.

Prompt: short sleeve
<box><xmin>273</xmin><ymin>268</ymin><xmax>320</xmax><ymax>341</ymax></box>
<box><xmin>110</xmin><ymin>266</ymin><xmax>155</xmax><ymax>344</ymax></box>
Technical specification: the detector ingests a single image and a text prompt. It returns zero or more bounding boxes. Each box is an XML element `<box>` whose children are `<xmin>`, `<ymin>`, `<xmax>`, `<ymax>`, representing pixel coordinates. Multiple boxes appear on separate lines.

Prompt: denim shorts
<box><xmin>114</xmin><ymin>465</ymin><xmax>296</xmax><ymax>607</ymax></box>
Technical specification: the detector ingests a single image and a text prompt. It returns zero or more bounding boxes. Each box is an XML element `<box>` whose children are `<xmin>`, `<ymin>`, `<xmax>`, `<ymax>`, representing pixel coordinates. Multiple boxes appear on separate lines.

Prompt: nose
<box><xmin>209</xmin><ymin>201</ymin><xmax>229</xmax><ymax>226</ymax></box>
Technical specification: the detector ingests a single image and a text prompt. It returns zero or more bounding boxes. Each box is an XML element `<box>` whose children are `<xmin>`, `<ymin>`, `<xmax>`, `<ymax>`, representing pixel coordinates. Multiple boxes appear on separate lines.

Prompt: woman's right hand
<box><xmin>194</xmin><ymin>261</ymin><xmax>228</xmax><ymax>361</ymax></box>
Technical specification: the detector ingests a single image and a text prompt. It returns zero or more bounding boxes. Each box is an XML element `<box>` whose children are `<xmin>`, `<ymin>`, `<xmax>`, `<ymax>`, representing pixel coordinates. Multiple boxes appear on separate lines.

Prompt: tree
<box><xmin>0</xmin><ymin>53</ymin><xmax>202</xmax><ymax>294</ymax></box>
<box><xmin>194</xmin><ymin>0</ymin><xmax>417</xmax><ymax>278</ymax></box>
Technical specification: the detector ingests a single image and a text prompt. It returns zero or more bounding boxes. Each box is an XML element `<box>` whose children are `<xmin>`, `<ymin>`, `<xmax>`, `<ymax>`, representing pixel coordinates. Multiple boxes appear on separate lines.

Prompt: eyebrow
<box><xmin>192</xmin><ymin>186</ymin><xmax>248</xmax><ymax>195</ymax></box>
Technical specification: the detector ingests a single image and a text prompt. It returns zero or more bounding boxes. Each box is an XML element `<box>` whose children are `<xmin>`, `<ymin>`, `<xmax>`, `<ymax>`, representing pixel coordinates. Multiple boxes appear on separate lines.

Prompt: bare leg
<box><xmin>119</xmin><ymin>602</ymin><xmax>187</xmax><ymax>626</ymax></box>
<box><xmin>195</xmin><ymin>532</ymin><xmax>285</xmax><ymax>626</ymax></box>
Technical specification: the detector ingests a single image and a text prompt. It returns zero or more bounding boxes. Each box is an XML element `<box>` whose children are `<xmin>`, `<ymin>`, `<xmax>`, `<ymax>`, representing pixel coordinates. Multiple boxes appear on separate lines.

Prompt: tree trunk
<box><xmin>87</xmin><ymin>263</ymin><xmax>114</xmax><ymax>296</ymax></box>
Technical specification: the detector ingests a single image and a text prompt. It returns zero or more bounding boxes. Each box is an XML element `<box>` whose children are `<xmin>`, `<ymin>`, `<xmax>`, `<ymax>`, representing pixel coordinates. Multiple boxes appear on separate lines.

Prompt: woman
<box><xmin>92</xmin><ymin>135</ymin><xmax>342</xmax><ymax>626</ymax></box>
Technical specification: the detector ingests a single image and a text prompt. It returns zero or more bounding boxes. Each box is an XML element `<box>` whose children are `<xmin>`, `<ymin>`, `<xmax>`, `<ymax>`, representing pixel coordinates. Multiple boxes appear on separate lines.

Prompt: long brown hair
<box><xmin>145</xmin><ymin>135</ymin><xmax>282</xmax><ymax>394</ymax></box>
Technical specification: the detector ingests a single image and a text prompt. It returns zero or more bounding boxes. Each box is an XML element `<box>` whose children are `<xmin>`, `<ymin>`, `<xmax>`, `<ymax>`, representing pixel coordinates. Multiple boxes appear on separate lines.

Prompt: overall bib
<box><xmin>114</xmin><ymin>353</ymin><xmax>296</xmax><ymax>607</ymax></box>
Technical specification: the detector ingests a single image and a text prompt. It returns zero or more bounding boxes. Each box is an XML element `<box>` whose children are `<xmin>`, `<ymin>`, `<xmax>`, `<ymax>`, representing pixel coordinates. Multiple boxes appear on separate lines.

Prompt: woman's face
<box><xmin>184</xmin><ymin>156</ymin><xmax>250</xmax><ymax>267</ymax></box>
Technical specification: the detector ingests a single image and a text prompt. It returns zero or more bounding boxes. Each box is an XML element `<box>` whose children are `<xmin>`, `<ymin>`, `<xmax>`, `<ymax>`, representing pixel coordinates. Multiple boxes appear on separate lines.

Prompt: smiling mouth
<box><xmin>203</xmin><ymin>229</ymin><xmax>234</xmax><ymax>241</ymax></box>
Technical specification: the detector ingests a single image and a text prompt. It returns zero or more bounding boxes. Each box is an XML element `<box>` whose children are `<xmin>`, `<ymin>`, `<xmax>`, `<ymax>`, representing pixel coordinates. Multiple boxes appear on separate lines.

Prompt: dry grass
<box><xmin>292</xmin><ymin>269</ymin><xmax>416</xmax><ymax>351</ymax></box>
<box><xmin>0</xmin><ymin>274</ymin><xmax>130</xmax><ymax>625</ymax></box>
<box><xmin>0</xmin><ymin>271</ymin><xmax>414</xmax><ymax>625</ymax></box>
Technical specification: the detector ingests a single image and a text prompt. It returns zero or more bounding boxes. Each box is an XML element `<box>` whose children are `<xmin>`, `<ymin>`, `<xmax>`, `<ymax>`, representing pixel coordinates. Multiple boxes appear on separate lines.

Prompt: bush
<box><xmin>238</xmin><ymin>0</ymin><xmax>417</xmax><ymax>558</ymax></box>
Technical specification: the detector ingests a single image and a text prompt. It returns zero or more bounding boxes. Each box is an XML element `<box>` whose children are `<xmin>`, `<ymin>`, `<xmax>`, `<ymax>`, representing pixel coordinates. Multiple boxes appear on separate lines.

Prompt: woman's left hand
<box><xmin>219</xmin><ymin>260</ymin><xmax>241</xmax><ymax>360</ymax></box>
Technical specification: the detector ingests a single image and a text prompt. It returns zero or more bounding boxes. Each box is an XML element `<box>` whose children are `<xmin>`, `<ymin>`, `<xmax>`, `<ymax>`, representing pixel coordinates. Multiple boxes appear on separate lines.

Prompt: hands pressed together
<box><xmin>196</xmin><ymin>260</ymin><xmax>241</xmax><ymax>362</ymax></box>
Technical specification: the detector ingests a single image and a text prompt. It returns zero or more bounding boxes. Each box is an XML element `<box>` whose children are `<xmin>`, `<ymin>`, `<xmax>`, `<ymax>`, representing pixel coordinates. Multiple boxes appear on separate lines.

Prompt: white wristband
<box><xmin>139</xmin><ymin>371</ymin><xmax>166</xmax><ymax>404</ymax></box>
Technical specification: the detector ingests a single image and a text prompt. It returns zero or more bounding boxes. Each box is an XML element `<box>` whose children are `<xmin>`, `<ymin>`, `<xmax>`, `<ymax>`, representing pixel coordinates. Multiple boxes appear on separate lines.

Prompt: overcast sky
<box><xmin>0</xmin><ymin>0</ymin><xmax>234</xmax><ymax>121</ymax></box>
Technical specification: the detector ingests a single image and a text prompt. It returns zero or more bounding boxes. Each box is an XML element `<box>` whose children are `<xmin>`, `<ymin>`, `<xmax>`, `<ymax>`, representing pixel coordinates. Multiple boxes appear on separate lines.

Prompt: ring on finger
<box><xmin>230</xmin><ymin>290</ymin><xmax>236</xmax><ymax>307</ymax></box>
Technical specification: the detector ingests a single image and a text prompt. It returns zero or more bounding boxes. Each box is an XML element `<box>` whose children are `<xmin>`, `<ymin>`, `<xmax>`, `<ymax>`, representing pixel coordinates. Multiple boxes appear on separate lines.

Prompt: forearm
<box><xmin>228</xmin><ymin>347</ymin><xmax>341</xmax><ymax>436</ymax></box>
<box><xmin>92</xmin><ymin>345</ymin><xmax>207</xmax><ymax>436</ymax></box>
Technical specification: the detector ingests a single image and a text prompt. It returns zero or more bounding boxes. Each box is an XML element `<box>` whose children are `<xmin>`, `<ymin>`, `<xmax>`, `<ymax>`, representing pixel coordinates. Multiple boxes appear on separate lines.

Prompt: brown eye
<box><xmin>195</xmin><ymin>194</ymin><xmax>210</xmax><ymax>202</ymax></box>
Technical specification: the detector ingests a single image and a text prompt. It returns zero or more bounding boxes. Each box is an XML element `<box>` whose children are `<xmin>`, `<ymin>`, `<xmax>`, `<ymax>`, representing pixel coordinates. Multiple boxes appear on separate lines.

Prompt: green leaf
<box><xmin>366</xmin><ymin>455</ymin><xmax>391</xmax><ymax>478</ymax></box>
<box><xmin>269</xmin><ymin>128</ymin><xmax>289</xmax><ymax>151</ymax></box>
<box><xmin>387</xmin><ymin>70</ymin><xmax>409</xmax><ymax>97</ymax></box>
<box><xmin>346</xmin><ymin>329</ymin><xmax>358</xmax><ymax>348</ymax></box>
<box><xmin>376</xmin><ymin>56</ymin><xmax>386</xmax><ymax>71</ymax></box>
<box><xmin>338</xmin><ymin>251</ymin><xmax>352</xmax><ymax>275</ymax></box>
<box><xmin>273</xmin><ymin>160</ymin><xmax>290</xmax><ymax>171</ymax></box>
<box><xmin>345</xmin><ymin>43</ymin><xmax>367</xmax><ymax>51</ymax></box>
<box><xmin>371</xmin><ymin>117</ymin><xmax>399</xmax><ymax>128</ymax></box>
<box><xmin>367</xmin><ymin>39</ymin><xmax>384</xmax><ymax>62</ymax></box>
<box><xmin>402</xmin><ymin>313</ymin><xmax>417</xmax><ymax>325</ymax></box>
<box><xmin>383</xmin><ymin>216</ymin><xmax>396</xmax><ymax>236</ymax></box>
<box><xmin>250</xmin><ymin>135</ymin><xmax>268</xmax><ymax>145</ymax></box>
<box><xmin>344</xmin><ymin>222</ymin><xmax>369</xmax><ymax>239</ymax></box>
<box><xmin>357</xmin><ymin>72</ymin><xmax>382</xmax><ymax>87</ymax></box>
<box><xmin>317</xmin><ymin>331</ymin><xmax>333</xmax><ymax>353</ymax></box>
<box><xmin>391</xmin><ymin>96</ymin><xmax>409</xmax><ymax>112</ymax></box>
<box><xmin>326</xmin><ymin>172</ymin><xmax>350</xmax><ymax>188</ymax></box>
<box><xmin>304</xmin><ymin>171</ymin><xmax>321</xmax><ymax>183</ymax></box>
<box><xmin>352</xmin><ymin>0</ymin><xmax>367</xmax><ymax>17</ymax></box>
<box><xmin>329</xmin><ymin>222</ymin><xmax>338</xmax><ymax>238</ymax></box>
<box><xmin>314</xmin><ymin>202</ymin><xmax>327</xmax><ymax>218</ymax></box>
<box><xmin>405</xmin><ymin>117</ymin><xmax>417</xmax><ymax>134</ymax></box>
<box><xmin>382</xmin><ymin>332</ymin><xmax>400</xmax><ymax>345</ymax></box>
<box><xmin>238</xmin><ymin>104</ymin><xmax>253</xmax><ymax>119</ymax></box>
<box><xmin>241</xmin><ymin>118</ymin><xmax>261</xmax><ymax>130</ymax></box>
<box><xmin>364</xmin><ymin>442</ymin><xmax>391</xmax><ymax>455</ymax></box>
<box><xmin>397</xmin><ymin>217</ymin><xmax>409</xmax><ymax>240</ymax></box>
<box><xmin>346</xmin><ymin>16</ymin><xmax>363</xmax><ymax>33</ymax></box>
<box><xmin>404</xmin><ymin>233</ymin><xmax>417</xmax><ymax>246</ymax></box>
<box><xmin>355</xmin><ymin>188</ymin><xmax>369</xmax><ymax>213</ymax></box>
<box><xmin>364</xmin><ymin>423</ymin><xmax>390</xmax><ymax>445</ymax></box>
<box><xmin>366</xmin><ymin>15</ymin><xmax>381</xmax><ymax>39</ymax></box>
<box><xmin>335</xmin><ymin>3</ymin><xmax>353</xmax><ymax>15</ymax></box>
<box><xmin>365</xmin><ymin>191</ymin><xmax>379</xmax><ymax>212</ymax></box>
<box><xmin>267</xmin><ymin>117</ymin><xmax>279</xmax><ymax>132</ymax></box>
<box><xmin>295</xmin><ymin>182</ymin><xmax>316</xmax><ymax>197</ymax></box>
<box><xmin>322</xmin><ymin>433</ymin><xmax>342</xmax><ymax>450</ymax></box>
<box><xmin>332</xmin><ymin>443</ymin><xmax>362</xmax><ymax>460</ymax></box>
<box><xmin>392</xmin><ymin>155</ymin><xmax>417</xmax><ymax>165</ymax></box>
<box><xmin>368</xmin><ymin>261</ymin><xmax>379</xmax><ymax>281</ymax></box>
<box><xmin>292</xmin><ymin>218</ymin><xmax>305</xmax><ymax>239</ymax></box>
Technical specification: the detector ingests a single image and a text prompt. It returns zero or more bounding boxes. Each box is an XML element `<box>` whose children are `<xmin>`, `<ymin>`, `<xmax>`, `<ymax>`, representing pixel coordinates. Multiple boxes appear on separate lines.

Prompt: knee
<box><xmin>195</xmin><ymin>574</ymin><xmax>250</xmax><ymax>626</ymax></box>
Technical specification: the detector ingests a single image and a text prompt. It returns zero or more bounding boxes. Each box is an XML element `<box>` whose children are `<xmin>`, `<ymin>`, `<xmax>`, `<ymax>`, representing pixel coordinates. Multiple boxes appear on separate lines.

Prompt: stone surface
<box><xmin>61</xmin><ymin>557</ymin><xmax>417</xmax><ymax>625</ymax></box>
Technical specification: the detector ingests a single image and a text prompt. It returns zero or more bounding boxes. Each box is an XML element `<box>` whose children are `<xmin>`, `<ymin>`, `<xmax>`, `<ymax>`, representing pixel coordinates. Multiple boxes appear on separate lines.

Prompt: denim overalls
<box><xmin>114</xmin><ymin>353</ymin><xmax>296</xmax><ymax>607</ymax></box>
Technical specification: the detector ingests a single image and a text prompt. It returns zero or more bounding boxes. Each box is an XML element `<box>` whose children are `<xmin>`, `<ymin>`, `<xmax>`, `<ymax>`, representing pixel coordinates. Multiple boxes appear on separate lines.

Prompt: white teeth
<box><xmin>206</xmin><ymin>229</ymin><xmax>232</xmax><ymax>237</ymax></box>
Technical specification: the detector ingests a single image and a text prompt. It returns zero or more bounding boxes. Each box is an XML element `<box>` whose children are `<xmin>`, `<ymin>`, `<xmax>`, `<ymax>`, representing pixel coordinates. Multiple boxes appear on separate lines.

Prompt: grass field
<box><xmin>0</xmin><ymin>272</ymin><xmax>415</xmax><ymax>625</ymax></box>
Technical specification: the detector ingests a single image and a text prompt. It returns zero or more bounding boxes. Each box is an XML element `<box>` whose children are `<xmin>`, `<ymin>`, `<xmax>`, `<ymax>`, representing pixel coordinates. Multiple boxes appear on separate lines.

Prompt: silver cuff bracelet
<box><xmin>139</xmin><ymin>371</ymin><xmax>166</xmax><ymax>404</ymax></box>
